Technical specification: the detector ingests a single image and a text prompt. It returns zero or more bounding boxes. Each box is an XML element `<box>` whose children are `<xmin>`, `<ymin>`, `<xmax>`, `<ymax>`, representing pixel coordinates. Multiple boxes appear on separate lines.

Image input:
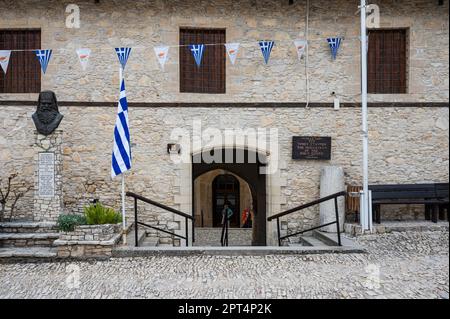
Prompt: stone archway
<box><xmin>192</xmin><ymin>148</ymin><xmax>267</xmax><ymax>246</ymax></box>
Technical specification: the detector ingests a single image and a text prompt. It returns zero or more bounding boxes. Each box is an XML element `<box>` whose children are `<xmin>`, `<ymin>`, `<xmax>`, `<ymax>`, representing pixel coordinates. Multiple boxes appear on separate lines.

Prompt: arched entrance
<box><xmin>192</xmin><ymin>148</ymin><xmax>267</xmax><ymax>246</ymax></box>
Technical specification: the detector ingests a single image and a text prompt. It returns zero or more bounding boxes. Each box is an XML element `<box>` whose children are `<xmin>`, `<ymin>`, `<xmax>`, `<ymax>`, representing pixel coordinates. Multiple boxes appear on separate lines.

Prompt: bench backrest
<box><xmin>435</xmin><ymin>183</ymin><xmax>449</xmax><ymax>199</ymax></box>
<box><xmin>369</xmin><ymin>183</ymin><xmax>438</xmax><ymax>200</ymax></box>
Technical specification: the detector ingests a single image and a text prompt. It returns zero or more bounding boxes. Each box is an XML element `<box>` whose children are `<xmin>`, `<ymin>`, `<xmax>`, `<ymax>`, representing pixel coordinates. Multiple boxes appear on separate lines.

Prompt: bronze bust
<box><xmin>32</xmin><ymin>91</ymin><xmax>63</xmax><ymax>136</ymax></box>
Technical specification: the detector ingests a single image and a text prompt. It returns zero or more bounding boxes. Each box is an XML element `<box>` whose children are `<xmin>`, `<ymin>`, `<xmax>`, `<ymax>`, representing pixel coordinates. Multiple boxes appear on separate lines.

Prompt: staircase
<box><xmin>287</xmin><ymin>230</ymin><xmax>356</xmax><ymax>247</ymax></box>
<box><xmin>0</xmin><ymin>222</ymin><xmax>59</xmax><ymax>261</ymax></box>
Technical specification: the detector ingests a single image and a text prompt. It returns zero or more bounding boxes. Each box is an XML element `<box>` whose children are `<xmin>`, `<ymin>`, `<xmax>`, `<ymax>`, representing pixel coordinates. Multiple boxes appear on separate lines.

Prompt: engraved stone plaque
<box><xmin>38</xmin><ymin>152</ymin><xmax>55</xmax><ymax>197</ymax></box>
<box><xmin>292</xmin><ymin>136</ymin><xmax>332</xmax><ymax>160</ymax></box>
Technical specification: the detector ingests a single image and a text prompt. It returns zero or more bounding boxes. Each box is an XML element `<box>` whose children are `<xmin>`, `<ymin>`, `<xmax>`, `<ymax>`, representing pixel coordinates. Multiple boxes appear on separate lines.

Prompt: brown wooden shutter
<box><xmin>368</xmin><ymin>29</ymin><xmax>407</xmax><ymax>94</ymax></box>
<box><xmin>180</xmin><ymin>28</ymin><xmax>226</xmax><ymax>94</ymax></box>
<box><xmin>0</xmin><ymin>29</ymin><xmax>41</xmax><ymax>93</ymax></box>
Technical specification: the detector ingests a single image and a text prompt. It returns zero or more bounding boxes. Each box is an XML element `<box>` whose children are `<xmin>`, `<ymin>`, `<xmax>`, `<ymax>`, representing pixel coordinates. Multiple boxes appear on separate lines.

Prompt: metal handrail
<box><xmin>126</xmin><ymin>191</ymin><xmax>194</xmax><ymax>247</ymax></box>
<box><xmin>267</xmin><ymin>191</ymin><xmax>346</xmax><ymax>246</ymax></box>
<box><xmin>220</xmin><ymin>216</ymin><xmax>229</xmax><ymax>247</ymax></box>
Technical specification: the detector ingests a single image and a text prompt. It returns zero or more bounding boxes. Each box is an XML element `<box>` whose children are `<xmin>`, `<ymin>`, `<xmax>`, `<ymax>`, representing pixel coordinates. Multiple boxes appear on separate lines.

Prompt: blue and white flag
<box><xmin>259</xmin><ymin>41</ymin><xmax>275</xmax><ymax>64</ymax></box>
<box><xmin>34</xmin><ymin>49</ymin><xmax>52</xmax><ymax>74</ymax></box>
<box><xmin>189</xmin><ymin>44</ymin><xmax>204</xmax><ymax>67</ymax></box>
<box><xmin>115</xmin><ymin>47</ymin><xmax>132</xmax><ymax>70</ymax></box>
<box><xmin>327</xmin><ymin>38</ymin><xmax>342</xmax><ymax>60</ymax></box>
<box><xmin>111</xmin><ymin>79</ymin><xmax>131</xmax><ymax>178</ymax></box>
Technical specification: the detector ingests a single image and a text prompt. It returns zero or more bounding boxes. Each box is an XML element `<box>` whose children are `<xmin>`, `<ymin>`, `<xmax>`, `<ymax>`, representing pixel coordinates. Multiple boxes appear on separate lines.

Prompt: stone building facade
<box><xmin>0</xmin><ymin>0</ymin><xmax>448</xmax><ymax>245</ymax></box>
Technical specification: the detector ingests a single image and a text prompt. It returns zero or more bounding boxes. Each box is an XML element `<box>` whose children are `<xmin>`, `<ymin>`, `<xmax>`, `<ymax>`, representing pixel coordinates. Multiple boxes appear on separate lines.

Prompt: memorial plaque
<box><xmin>38</xmin><ymin>152</ymin><xmax>55</xmax><ymax>197</ymax></box>
<box><xmin>292</xmin><ymin>136</ymin><xmax>332</xmax><ymax>160</ymax></box>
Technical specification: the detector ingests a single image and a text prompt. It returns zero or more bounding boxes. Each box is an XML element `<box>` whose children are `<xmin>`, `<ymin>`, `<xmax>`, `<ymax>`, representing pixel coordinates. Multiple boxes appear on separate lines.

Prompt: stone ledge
<box><xmin>0</xmin><ymin>233</ymin><xmax>60</xmax><ymax>240</ymax></box>
<box><xmin>53</xmin><ymin>233</ymin><xmax>121</xmax><ymax>246</ymax></box>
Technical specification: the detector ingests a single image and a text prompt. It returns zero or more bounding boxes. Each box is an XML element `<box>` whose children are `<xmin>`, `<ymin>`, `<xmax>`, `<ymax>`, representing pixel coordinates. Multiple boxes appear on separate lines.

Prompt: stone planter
<box><xmin>54</xmin><ymin>223</ymin><xmax>121</xmax><ymax>258</ymax></box>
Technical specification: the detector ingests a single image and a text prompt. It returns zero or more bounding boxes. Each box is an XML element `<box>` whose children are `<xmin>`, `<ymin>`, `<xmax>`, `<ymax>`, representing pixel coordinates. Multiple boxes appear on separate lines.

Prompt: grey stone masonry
<box><xmin>33</xmin><ymin>130</ymin><xmax>63</xmax><ymax>222</ymax></box>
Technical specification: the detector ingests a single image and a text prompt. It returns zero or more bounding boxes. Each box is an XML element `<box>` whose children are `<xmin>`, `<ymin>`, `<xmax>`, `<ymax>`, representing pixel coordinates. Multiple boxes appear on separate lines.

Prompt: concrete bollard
<box><xmin>319</xmin><ymin>166</ymin><xmax>345</xmax><ymax>232</ymax></box>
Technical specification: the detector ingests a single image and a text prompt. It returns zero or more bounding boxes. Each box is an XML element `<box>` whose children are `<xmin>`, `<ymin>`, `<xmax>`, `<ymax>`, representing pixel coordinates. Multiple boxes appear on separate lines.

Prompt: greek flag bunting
<box><xmin>111</xmin><ymin>79</ymin><xmax>131</xmax><ymax>178</ymax></box>
<box><xmin>327</xmin><ymin>38</ymin><xmax>342</xmax><ymax>60</ymax></box>
<box><xmin>115</xmin><ymin>47</ymin><xmax>132</xmax><ymax>70</ymax></box>
<box><xmin>34</xmin><ymin>49</ymin><xmax>52</xmax><ymax>74</ymax></box>
<box><xmin>259</xmin><ymin>41</ymin><xmax>275</xmax><ymax>64</ymax></box>
<box><xmin>189</xmin><ymin>44</ymin><xmax>204</xmax><ymax>67</ymax></box>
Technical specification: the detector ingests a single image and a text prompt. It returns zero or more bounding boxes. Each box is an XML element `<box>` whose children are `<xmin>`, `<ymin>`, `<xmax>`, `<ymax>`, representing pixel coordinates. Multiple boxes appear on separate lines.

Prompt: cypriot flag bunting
<box><xmin>76</xmin><ymin>48</ymin><xmax>91</xmax><ymax>71</ymax></box>
<box><xmin>259</xmin><ymin>41</ymin><xmax>275</xmax><ymax>64</ymax></box>
<box><xmin>294</xmin><ymin>40</ymin><xmax>307</xmax><ymax>60</ymax></box>
<box><xmin>154</xmin><ymin>46</ymin><xmax>170</xmax><ymax>70</ymax></box>
<box><xmin>225</xmin><ymin>43</ymin><xmax>240</xmax><ymax>65</ymax></box>
<box><xmin>0</xmin><ymin>50</ymin><xmax>12</xmax><ymax>74</ymax></box>
<box><xmin>34</xmin><ymin>49</ymin><xmax>53</xmax><ymax>74</ymax></box>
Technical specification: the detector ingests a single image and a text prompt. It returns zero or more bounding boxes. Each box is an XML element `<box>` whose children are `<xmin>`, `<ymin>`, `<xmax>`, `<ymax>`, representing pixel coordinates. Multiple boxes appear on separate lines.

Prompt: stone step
<box><xmin>313</xmin><ymin>231</ymin><xmax>360</xmax><ymax>247</ymax></box>
<box><xmin>300</xmin><ymin>235</ymin><xmax>329</xmax><ymax>247</ymax></box>
<box><xmin>0</xmin><ymin>232</ymin><xmax>59</xmax><ymax>247</ymax></box>
<box><xmin>0</xmin><ymin>221</ymin><xmax>58</xmax><ymax>233</ymax></box>
<box><xmin>141</xmin><ymin>237</ymin><xmax>158</xmax><ymax>247</ymax></box>
<box><xmin>0</xmin><ymin>247</ymin><xmax>58</xmax><ymax>261</ymax></box>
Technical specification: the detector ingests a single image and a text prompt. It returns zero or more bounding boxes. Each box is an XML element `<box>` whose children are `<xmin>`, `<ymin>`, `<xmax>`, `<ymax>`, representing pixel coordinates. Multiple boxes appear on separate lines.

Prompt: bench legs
<box><xmin>431</xmin><ymin>204</ymin><xmax>439</xmax><ymax>223</ymax></box>
<box><xmin>425</xmin><ymin>204</ymin><xmax>431</xmax><ymax>221</ymax></box>
<box><xmin>371</xmin><ymin>204</ymin><xmax>381</xmax><ymax>224</ymax></box>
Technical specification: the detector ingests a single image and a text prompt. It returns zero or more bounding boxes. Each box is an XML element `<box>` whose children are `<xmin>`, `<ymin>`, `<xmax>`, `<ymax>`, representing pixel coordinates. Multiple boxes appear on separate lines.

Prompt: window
<box><xmin>368</xmin><ymin>29</ymin><xmax>407</xmax><ymax>94</ymax></box>
<box><xmin>179</xmin><ymin>28</ymin><xmax>226</xmax><ymax>94</ymax></box>
<box><xmin>0</xmin><ymin>29</ymin><xmax>41</xmax><ymax>93</ymax></box>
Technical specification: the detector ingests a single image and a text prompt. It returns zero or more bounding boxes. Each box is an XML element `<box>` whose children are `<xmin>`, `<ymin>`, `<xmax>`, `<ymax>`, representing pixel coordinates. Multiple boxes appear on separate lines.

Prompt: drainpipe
<box><xmin>360</xmin><ymin>0</ymin><xmax>370</xmax><ymax>231</ymax></box>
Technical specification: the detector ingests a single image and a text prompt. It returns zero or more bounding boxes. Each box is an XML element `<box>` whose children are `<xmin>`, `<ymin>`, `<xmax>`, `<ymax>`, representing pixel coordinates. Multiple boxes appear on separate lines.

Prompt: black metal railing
<box><xmin>220</xmin><ymin>216</ymin><xmax>229</xmax><ymax>247</ymax></box>
<box><xmin>267</xmin><ymin>191</ymin><xmax>346</xmax><ymax>246</ymax></box>
<box><xmin>126</xmin><ymin>191</ymin><xmax>194</xmax><ymax>247</ymax></box>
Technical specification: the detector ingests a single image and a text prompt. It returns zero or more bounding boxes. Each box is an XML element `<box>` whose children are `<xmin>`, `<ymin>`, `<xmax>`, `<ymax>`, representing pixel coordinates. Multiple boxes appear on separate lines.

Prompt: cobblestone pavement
<box><xmin>0</xmin><ymin>230</ymin><xmax>448</xmax><ymax>299</ymax></box>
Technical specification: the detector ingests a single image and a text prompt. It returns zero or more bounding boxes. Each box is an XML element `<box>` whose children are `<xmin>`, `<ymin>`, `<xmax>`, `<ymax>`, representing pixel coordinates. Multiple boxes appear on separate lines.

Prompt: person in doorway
<box><xmin>242</xmin><ymin>208</ymin><xmax>252</xmax><ymax>228</ymax></box>
<box><xmin>221</xmin><ymin>201</ymin><xmax>234</xmax><ymax>226</ymax></box>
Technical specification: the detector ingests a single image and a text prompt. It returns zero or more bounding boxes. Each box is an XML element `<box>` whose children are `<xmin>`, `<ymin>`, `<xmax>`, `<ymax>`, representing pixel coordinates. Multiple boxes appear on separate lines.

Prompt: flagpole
<box><xmin>360</xmin><ymin>0</ymin><xmax>370</xmax><ymax>232</ymax></box>
<box><xmin>119</xmin><ymin>65</ymin><xmax>127</xmax><ymax>245</ymax></box>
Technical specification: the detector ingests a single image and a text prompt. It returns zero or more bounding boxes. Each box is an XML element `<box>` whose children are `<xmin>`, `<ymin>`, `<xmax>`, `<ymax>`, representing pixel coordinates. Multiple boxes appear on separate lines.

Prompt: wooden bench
<box><xmin>370</xmin><ymin>183</ymin><xmax>449</xmax><ymax>224</ymax></box>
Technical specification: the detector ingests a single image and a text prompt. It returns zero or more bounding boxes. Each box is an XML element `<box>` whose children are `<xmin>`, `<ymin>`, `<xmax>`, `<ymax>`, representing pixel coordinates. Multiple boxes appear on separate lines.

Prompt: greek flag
<box><xmin>327</xmin><ymin>38</ymin><xmax>342</xmax><ymax>60</ymax></box>
<box><xmin>259</xmin><ymin>41</ymin><xmax>275</xmax><ymax>64</ymax></box>
<box><xmin>189</xmin><ymin>44</ymin><xmax>204</xmax><ymax>67</ymax></box>
<box><xmin>34</xmin><ymin>49</ymin><xmax>52</xmax><ymax>74</ymax></box>
<box><xmin>115</xmin><ymin>47</ymin><xmax>132</xmax><ymax>70</ymax></box>
<box><xmin>111</xmin><ymin>79</ymin><xmax>131</xmax><ymax>178</ymax></box>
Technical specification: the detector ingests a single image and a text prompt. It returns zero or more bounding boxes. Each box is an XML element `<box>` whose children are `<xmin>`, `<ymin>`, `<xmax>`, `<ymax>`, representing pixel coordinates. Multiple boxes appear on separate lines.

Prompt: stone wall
<box><xmin>0</xmin><ymin>0</ymin><xmax>448</xmax><ymax>103</ymax></box>
<box><xmin>0</xmin><ymin>105</ymin><xmax>448</xmax><ymax>239</ymax></box>
<box><xmin>54</xmin><ymin>223</ymin><xmax>121</xmax><ymax>258</ymax></box>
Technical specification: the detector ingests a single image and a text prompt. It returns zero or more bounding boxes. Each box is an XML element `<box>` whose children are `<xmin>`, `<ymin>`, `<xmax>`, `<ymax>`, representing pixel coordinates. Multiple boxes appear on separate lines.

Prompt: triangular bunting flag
<box><xmin>115</xmin><ymin>47</ymin><xmax>132</xmax><ymax>70</ymax></box>
<box><xmin>189</xmin><ymin>44</ymin><xmax>204</xmax><ymax>67</ymax></box>
<box><xmin>259</xmin><ymin>41</ymin><xmax>275</xmax><ymax>64</ymax></box>
<box><xmin>225</xmin><ymin>43</ymin><xmax>240</xmax><ymax>65</ymax></box>
<box><xmin>327</xmin><ymin>37</ymin><xmax>342</xmax><ymax>60</ymax></box>
<box><xmin>0</xmin><ymin>50</ymin><xmax>12</xmax><ymax>74</ymax></box>
<box><xmin>293</xmin><ymin>40</ymin><xmax>307</xmax><ymax>60</ymax></box>
<box><xmin>76</xmin><ymin>48</ymin><xmax>91</xmax><ymax>71</ymax></box>
<box><xmin>154</xmin><ymin>46</ymin><xmax>170</xmax><ymax>70</ymax></box>
<box><xmin>34</xmin><ymin>49</ymin><xmax>52</xmax><ymax>74</ymax></box>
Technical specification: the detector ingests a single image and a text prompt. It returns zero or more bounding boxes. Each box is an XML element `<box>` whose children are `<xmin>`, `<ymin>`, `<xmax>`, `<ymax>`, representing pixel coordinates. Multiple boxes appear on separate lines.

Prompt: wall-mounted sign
<box><xmin>292</xmin><ymin>136</ymin><xmax>332</xmax><ymax>160</ymax></box>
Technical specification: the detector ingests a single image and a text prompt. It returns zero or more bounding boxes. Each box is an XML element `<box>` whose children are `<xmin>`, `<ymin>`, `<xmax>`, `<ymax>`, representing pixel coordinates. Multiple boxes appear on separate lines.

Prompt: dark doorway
<box><xmin>192</xmin><ymin>148</ymin><xmax>267</xmax><ymax>246</ymax></box>
<box><xmin>212</xmin><ymin>174</ymin><xmax>240</xmax><ymax>227</ymax></box>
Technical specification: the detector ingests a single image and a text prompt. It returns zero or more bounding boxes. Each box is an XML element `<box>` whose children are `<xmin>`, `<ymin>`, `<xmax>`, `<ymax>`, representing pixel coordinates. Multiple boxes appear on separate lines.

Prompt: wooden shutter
<box><xmin>368</xmin><ymin>29</ymin><xmax>407</xmax><ymax>94</ymax></box>
<box><xmin>180</xmin><ymin>28</ymin><xmax>226</xmax><ymax>94</ymax></box>
<box><xmin>0</xmin><ymin>29</ymin><xmax>41</xmax><ymax>93</ymax></box>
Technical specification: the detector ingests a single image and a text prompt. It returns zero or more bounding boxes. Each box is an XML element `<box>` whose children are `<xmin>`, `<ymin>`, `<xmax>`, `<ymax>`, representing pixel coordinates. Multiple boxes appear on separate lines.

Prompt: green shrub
<box><xmin>83</xmin><ymin>202</ymin><xmax>122</xmax><ymax>225</ymax></box>
<box><xmin>57</xmin><ymin>214</ymin><xmax>87</xmax><ymax>232</ymax></box>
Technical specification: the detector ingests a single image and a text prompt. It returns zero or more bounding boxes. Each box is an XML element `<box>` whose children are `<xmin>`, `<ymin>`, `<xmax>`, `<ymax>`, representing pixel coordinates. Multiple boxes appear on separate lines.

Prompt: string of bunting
<box><xmin>0</xmin><ymin>37</ymin><xmax>345</xmax><ymax>75</ymax></box>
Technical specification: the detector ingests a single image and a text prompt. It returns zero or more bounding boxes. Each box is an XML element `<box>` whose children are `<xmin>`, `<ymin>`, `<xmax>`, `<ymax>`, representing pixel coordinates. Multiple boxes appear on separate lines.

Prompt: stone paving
<box><xmin>0</xmin><ymin>230</ymin><xmax>448</xmax><ymax>299</ymax></box>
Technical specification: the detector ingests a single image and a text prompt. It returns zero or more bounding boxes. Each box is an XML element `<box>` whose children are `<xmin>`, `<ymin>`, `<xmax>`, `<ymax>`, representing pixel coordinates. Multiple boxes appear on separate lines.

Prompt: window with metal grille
<box><xmin>179</xmin><ymin>28</ymin><xmax>226</xmax><ymax>94</ymax></box>
<box><xmin>368</xmin><ymin>29</ymin><xmax>407</xmax><ymax>94</ymax></box>
<box><xmin>0</xmin><ymin>29</ymin><xmax>41</xmax><ymax>93</ymax></box>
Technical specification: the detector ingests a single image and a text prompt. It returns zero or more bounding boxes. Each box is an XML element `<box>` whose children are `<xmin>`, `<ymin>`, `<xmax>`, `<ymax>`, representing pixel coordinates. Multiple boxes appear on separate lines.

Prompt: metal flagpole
<box><xmin>360</xmin><ymin>0</ymin><xmax>370</xmax><ymax>232</ymax></box>
<box><xmin>119</xmin><ymin>65</ymin><xmax>127</xmax><ymax>245</ymax></box>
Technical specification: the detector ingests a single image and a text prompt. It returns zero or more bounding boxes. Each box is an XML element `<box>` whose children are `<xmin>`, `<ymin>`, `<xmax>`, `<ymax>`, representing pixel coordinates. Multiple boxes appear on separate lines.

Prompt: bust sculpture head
<box><xmin>32</xmin><ymin>91</ymin><xmax>63</xmax><ymax>136</ymax></box>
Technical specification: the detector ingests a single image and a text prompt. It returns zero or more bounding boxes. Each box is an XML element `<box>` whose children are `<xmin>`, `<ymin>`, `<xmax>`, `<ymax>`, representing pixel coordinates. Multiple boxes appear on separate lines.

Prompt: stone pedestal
<box><xmin>319</xmin><ymin>166</ymin><xmax>345</xmax><ymax>232</ymax></box>
<box><xmin>33</xmin><ymin>130</ymin><xmax>63</xmax><ymax>222</ymax></box>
